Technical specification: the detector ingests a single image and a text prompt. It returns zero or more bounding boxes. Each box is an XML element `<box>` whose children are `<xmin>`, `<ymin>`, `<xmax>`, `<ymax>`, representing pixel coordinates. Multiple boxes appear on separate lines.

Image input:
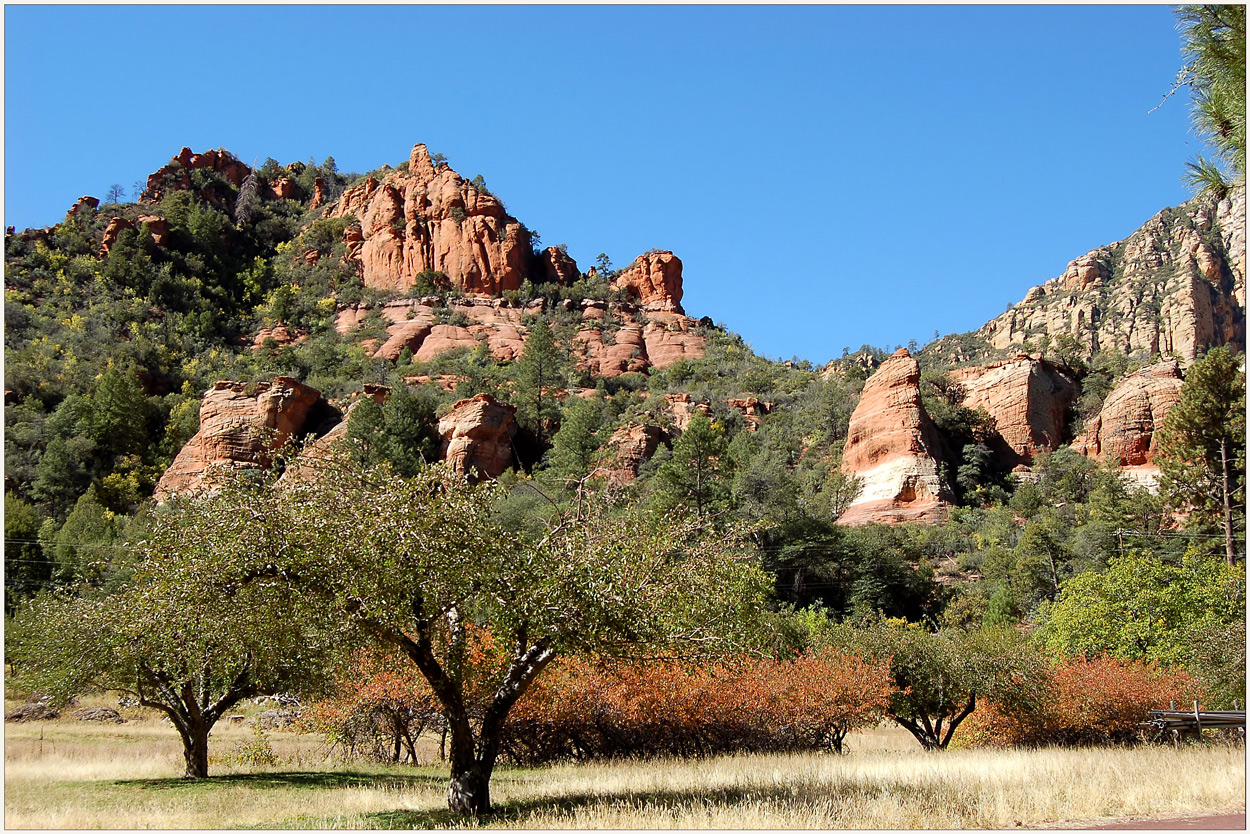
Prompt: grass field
<box><xmin>4</xmin><ymin>704</ymin><xmax>1245</xmax><ymax>829</ymax></box>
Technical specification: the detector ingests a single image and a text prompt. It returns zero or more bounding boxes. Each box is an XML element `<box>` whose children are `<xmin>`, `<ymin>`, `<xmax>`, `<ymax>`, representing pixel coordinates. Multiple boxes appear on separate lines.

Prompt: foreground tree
<box><xmin>10</xmin><ymin>479</ymin><xmax>333</xmax><ymax>778</ymax></box>
<box><xmin>1156</xmin><ymin>346</ymin><xmax>1246</xmax><ymax>564</ymax></box>
<box><xmin>1175</xmin><ymin>4</ymin><xmax>1246</xmax><ymax>193</ymax></box>
<box><xmin>269</xmin><ymin>454</ymin><xmax>769</xmax><ymax>814</ymax></box>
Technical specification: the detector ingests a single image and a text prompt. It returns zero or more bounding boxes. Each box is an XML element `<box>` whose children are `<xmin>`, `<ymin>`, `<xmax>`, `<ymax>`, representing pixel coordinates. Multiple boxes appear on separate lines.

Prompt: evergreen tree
<box><xmin>1175</xmin><ymin>4</ymin><xmax>1246</xmax><ymax>193</ymax></box>
<box><xmin>1157</xmin><ymin>347</ymin><xmax>1246</xmax><ymax>564</ymax></box>
<box><xmin>514</xmin><ymin>318</ymin><xmax>565</xmax><ymax>445</ymax></box>
<box><xmin>653</xmin><ymin>413</ymin><xmax>730</xmax><ymax>518</ymax></box>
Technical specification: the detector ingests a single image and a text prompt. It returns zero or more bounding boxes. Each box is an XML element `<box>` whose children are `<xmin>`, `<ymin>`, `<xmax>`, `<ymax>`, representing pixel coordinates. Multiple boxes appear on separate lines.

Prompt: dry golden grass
<box><xmin>4</xmin><ymin>717</ymin><xmax>1243</xmax><ymax>829</ymax></box>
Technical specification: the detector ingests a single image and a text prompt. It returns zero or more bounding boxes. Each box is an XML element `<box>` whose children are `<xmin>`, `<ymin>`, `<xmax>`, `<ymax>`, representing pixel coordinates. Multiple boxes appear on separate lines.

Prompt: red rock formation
<box><xmin>310</xmin><ymin>176</ymin><xmax>327</xmax><ymax>210</ymax></box>
<box><xmin>838</xmin><ymin>349</ymin><xmax>951</xmax><ymax>526</ymax></box>
<box><xmin>141</xmin><ymin>147</ymin><xmax>251</xmax><ymax>204</ymax></box>
<box><xmin>252</xmin><ymin>324</ymin><xmax>307</xmax><ymax>351</ymax></box>
<box><xmin>612</xmin><ymin>250</ymin><xmax>684</xmax><ymax>313</ymax></box>
<box><xmin>642</xmin><ymin>313</ymin><xmax>705</xmax><ymax>367</ymax></box>
<box><xmin>727</xmin><ymin>397</ymin><xmax>773</xmax><ymax>432</ymax></box>
<box><xmin>438</xmin><ymin>393</ymin><xmax>517</xmax><ymax>480</ymax></box>
<box><xmin>539</xmin><ymin>246</ymin><xmax>580</xmax><ymax>285</ymax></box>
<box><xmin>154</xmin><ymin>378</ymin><xmax>323</xmax><ymax>501</ymax></box>
<box><xmin>665</xmin><ymin>393</ymin><xmax>712</xmax><ymax>432</ymax></box>
<box><xmin>67</xmin><ymin>196</ymin><xmax>99</xmax><ymax>218</ymax></box>
<box><xmin>593</xmin><ymin>423</ymin><xmax>667</xmax><ymax>485</ymax></box>
<box><xmin>950</xmin><ymin>356</ymin><xmax>1078</xmax><ymax>465</ymax></box>
<box><xmin>329</xmin><ymin>144</ymin><xmax>531</xmax><ymax>295</ymax></box>
<box><xmin>268</xmin><ymin>176</ymin><xmax>302</xmax><ymax>201</ymax></box>
<box><xmin>99</xmin><ymin>214</ymin><xmax>171</xmax><ymax>256</ymax></box>
<box><xmin>1074</xmin><ymin>361</ymin><xmax>1185</xmax><ymax>487</ymax></box>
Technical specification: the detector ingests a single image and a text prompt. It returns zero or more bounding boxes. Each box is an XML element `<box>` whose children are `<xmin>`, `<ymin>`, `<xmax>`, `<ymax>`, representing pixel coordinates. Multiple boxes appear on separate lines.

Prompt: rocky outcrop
<box><xmin>838</xmin><ymin>349</ymin><xmax>951</xmax><ymax>526</ymax></box>
<box><xmin>539</xmin><ymin>246</ymin><xmax>580</xmax><ymax>285</ymax></box>
<box><xmin>727</xmin><ymin>397</ymin><xmax>773</xmax><ymax>431</ymax></box>
<box><xmin>1074</xmin><ymin>360</ymin><xmax>1185</xmax><ymax>487</ymax></box>
<box><xmin>437</xmin><ymin>393</ymin><xmax>517</xmax><ymax>480</ymax></box>
<box><xmin>950</xmin><ymin>355</ymin><xmax>1078</xmax><ymax>465</ymax></box>
<box><xmin>665</xmin><ymin>393</ymin><xmax>712</xmax><ymax>432</ymax></box>
<box><xmin>309</xmin><ymin>176</ymin><xmax>327</xmax><ymax>211</ymax></box>
<box><xmin>99</xmin><ymin>215</ymin><xmax>170</xmax><ymax>257</ymax></box>
<box><xmin>335</xmin><ymin>296</ymin><xmax>705</xmax><ymax>376</ymax></box>
<box><xmin>593</xmin><ymin>423</ymin><xmax>667</xmax><ymax>485</ymax></box>
<box><xmin>612</xmin><ymin>250</ymin><xmax>684</xmax><ymax>313</ymax></box>
<box><xmin>67</xmin><ymin>196</ymin><xmax>98</xmax><ymax>218</ymax></box>
<box><xmin>978</xmin><ymin>188</ymin><xmax>1246</xmax><ymax>366</ymax></box>
<box><xmin>329</xmin><ymin>144</ymin><xmax>532</xmax><ymax>295</ymax></box>
<box><xmin>141</xmin><ymin>147</ymin><xmax>251</xmax><ymax>204</ymax></box>
<box><xmin>252</xmin><ymin>324</ymin><xmax>306</xmax><ymax>351</ymax></box>
<box><xmin>154</xmin><ymin>378</ymin><xmax>323</xmax><ymax>501</ymax></box>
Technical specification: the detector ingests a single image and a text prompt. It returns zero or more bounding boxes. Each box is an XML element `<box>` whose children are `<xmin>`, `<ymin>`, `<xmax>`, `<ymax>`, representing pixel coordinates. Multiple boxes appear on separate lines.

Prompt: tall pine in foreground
<box><xmin>1157</xmin><ymin>346</ymin><xmax>1246</xmax><ymax>564</ymax></box>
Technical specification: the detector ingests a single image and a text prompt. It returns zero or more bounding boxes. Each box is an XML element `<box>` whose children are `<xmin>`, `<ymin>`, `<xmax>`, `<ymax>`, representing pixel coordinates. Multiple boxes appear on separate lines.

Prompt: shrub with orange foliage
<box><xmin>957</xmin><ymin>656</ymin><xmax>1201</xmax><ymax>748</ymax></box>
<box><xmin>299</xmin><ymin>649</ymin><xmax>441</xmax><ymax>763</ymax></box>
<box><xmin>499</xmin><ymin>650</ymin><xmax>894</xmax><ymax>765</ymax></box>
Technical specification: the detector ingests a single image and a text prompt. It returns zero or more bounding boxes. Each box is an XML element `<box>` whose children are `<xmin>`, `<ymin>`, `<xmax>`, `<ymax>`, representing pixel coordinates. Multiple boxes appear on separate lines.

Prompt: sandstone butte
<box><xmin>437</xmin><ymin>393</ymin><xmax>517</xmax><ymax>481</ymax></box>
<box><xmin>838</xmin><ymin>349</ymin><xmax>953</xmax><ymax>526</ymax></box>
<box><xmin>1073</xmin><ymin>360</ymin><xmax>1186</xmax><ymax>490</ymax></box>
<box><xmin>950</xmin><ymin>355</ymin><xmax>1078</xmax><ymax>467</ymax></box>
<box><xmin>153</xmin><ymin>378</ymin><xmax>324</xmax><ymax>502</ymax></box>
<box><xmin>978</xmin><ymin>187</ymin><xmax>1246</xmax><ymax>367</ymax></box>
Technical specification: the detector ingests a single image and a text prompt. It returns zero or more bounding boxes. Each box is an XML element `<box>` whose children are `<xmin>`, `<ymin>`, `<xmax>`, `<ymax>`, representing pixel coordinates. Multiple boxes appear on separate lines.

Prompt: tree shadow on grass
<box><xmin>352</xmin><ymin>782</ymin><xmax>893</xmax><ymax>829</ymax></box>
<box><xmin>115</xmin><ymin>770</ymin><xmax>445</xmax><ymax>793</ymax></box>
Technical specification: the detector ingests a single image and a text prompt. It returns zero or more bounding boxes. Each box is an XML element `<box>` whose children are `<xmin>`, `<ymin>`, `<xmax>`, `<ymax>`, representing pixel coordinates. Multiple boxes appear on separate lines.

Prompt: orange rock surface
<box><xmin>154</xmin><ymin>378</ymin><xmax>323</xmax><ymax>501</ymax></box>
<box><xmin>838</xmin><ymin>349</ymin><xmax>951</xmax><ymax>526</ymax></box>
<box><xmin>437</xmin><ymin>393</ymin><xmax>517</xmax><ymax>480</ymax></box>
<box><xmin>329</xmin><ymin>144</ymin><xmax>532</xmax><ymax>295</ymax></box>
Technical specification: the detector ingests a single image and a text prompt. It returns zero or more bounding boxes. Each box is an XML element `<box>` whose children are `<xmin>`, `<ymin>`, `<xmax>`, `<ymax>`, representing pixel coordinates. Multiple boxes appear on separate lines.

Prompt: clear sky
<box><xmin>4</xmin><ymin>5</ymin><xmax>1200</xmax><ymax>365</ymax></box>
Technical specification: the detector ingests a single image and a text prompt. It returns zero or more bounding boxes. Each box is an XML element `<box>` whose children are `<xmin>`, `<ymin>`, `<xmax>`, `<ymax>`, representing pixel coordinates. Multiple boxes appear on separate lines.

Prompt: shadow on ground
<box><xmin>351</xmin><ymin>782</ymin><xmax>893</xmax><ymax>829</ymax></box>
<box><xmin>115</xmin><ymin>770</ymin><xmax>444</xmax><ymax>793</ymax></box>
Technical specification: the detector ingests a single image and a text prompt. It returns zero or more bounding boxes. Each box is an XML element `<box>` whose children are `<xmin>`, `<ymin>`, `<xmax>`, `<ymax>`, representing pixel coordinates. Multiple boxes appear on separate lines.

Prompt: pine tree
<box><xmin>1157</xmin><ymin>347</ymin><xmax>1246</xmax><ymax>564</ymax></box>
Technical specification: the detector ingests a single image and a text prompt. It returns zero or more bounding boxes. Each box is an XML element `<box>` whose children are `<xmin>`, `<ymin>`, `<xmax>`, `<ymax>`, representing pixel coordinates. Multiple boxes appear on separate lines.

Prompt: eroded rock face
<box><xmin>979</xmin><ymin>188</ymin><xmax>1246</xmax><ymax>366</ymax></box>
<box><xmin>539</xmin><ymin>246</ymin><xmax>580</xmax><ymax>285</ymax></box>
<box><xmin>437</xmin><ymin>393</ymin><xmax>517</xmax><ymax>480</ymax></box>
<box><xmin>141</xmin><ymin>147</ymin><xmax>251</xmax><ymax>204</ymax></box>
<box><xmin>593</xmin><ymin>423</ymin><xmax>667</xmax><ymax>485</ymax></box>
<box><xmin>67</xmin><ymin>196</ymin><xmax>99</xmax><ymax>218</ymax></box>
<box><xmin>1074</xmin><ymin>361</ymin><xmax>1185</xmax><ymax>486</ymax></box>
<box><xmin>727</xmin><ymin>397</ymin><xmax>773</xmax><ymax>432</ymax></box>
<box><xmin>154</xmin><ymin>378</ymin><xmax>323</xmax><ymax>501</ymax></box>
<box><xmin>838</xmin><ymin>349</ymin><xmax>951</xmax><ymax>526</ymax></box>
<box><xmin>252</xmin><ymin>324</ymin><xmax>306</xmax><ymax>351</ymax></box>
<box><xmin>612</xmin><ymin>250</ymin><xmax>684</xmax><ymax>313</ymax></box>
<box><xmin>100</xmin><ymin>215</ymin><xmax>170</xmax><ymax>256</ymax></box>
<box><xmin>329</xmin><ymin>144</ymin><xmax>532</xmax><ymax>295</ymax></box>
<box><xmin>950</xmin><ymin>356</ymin><xmax>1078</xmax><ymax>465</ymax></box>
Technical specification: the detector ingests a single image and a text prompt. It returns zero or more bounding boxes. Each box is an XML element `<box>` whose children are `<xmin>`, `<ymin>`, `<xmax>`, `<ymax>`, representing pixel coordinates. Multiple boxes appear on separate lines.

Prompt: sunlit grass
<box><xmin>4</xmin><ymin>715</ymin><xmax>1243</xmax><ymax>829</ymax></box>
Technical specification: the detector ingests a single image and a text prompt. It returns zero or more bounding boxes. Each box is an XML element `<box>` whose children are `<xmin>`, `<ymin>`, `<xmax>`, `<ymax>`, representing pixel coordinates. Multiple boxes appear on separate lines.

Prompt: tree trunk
<box><xmin>182</xmin><ymin>719</ymin><xmax>210</xmax><ymax>779</ymax></box>
<box><xmin>447</xmin><ymin>762</ymin><xmax>492</xmax><ymax>815</ymax></box>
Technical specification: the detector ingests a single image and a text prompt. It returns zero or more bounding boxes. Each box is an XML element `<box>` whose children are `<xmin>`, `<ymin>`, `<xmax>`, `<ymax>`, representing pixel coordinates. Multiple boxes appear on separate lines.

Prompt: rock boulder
<box><xmin>437</xmin><ymin>393</ymin><xmax>517</xmax><ymax>480</ymax></box>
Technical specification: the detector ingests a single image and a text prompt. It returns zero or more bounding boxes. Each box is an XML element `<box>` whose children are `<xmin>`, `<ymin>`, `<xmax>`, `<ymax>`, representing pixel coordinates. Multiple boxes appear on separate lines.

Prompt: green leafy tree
<box><xmin>1034</xmin><ymin>550</ymin><xmax>1245</xmax><ymax>667</ymax></box>
<box><xmin>824</xmin><ymin>620</ymin><xmax>1046</xmax><ymax>750</ymax></box>
<box><xmin>1157</xmin><ymin>347</ymin><xmax>1246</xmax><ymax>564</ymax></box>
<box><xmin>10</xmin><ymin>478</ymin><xmax>333</xmax><ymax>778</ymax></box>
<box><xmin>4</xmin><ymin>493</ymin><xmax>50</xmax><ymax>614</ymax></box>
<box><xmin>345</xmin><ymin>386</ymin><xmax>440</xmax><ymax>477</ymax></box>
<box><xmin>266</xmin><ymin>454</ymin><xmax>768</xmax><ymax>814</ymax></box>
<box><xmin>652</xmin><ymin>413</ymin><xmax>730</xmax><ymax>518</ymax></box>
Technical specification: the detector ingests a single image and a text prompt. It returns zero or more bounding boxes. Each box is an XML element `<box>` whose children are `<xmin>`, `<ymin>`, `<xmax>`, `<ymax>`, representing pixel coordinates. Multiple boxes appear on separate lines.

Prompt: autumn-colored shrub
<box><xmin>299</xmin><ymin>649</ymin><xmax>441</xmax><ymax>763</ymax></box>
<box><xmin>958</xmin><ymin>656</ymin><xmax>1201</xmax><ymax>748</ymax></box>
<box><xmin>499</xmin><ymin>650</ymin><xmax>894</xmax><ymax>765</ymax></box>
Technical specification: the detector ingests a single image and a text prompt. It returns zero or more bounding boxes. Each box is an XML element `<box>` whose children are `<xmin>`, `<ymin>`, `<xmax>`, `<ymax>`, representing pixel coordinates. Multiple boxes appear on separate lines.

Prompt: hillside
<box><xmin>4</xmin><ymin>141</ymin><xmax>1245</xmax><ymax>625</ymax></box>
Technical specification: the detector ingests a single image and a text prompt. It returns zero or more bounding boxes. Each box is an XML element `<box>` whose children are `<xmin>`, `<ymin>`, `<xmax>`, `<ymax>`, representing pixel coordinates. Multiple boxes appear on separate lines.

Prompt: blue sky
<box><xmin>5</xmin><ymin>5</ymin><xmax>1199</xmax><ymax>365</ymax></box>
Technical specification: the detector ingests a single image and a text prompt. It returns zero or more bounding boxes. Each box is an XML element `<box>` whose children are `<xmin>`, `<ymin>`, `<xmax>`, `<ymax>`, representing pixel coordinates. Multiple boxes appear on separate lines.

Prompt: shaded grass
<box><xmin>5</xmin><ymin>719</ymin><xmax>1244</xmax><ymax>829</ymax></box>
